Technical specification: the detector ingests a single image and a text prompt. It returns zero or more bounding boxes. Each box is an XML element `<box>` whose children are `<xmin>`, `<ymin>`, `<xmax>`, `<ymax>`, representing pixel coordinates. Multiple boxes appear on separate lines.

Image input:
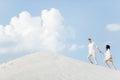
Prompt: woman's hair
<box><xmin>106</xmin><ymin>45</ymin><xmax>110</xmax><ymax>50</ymax></box>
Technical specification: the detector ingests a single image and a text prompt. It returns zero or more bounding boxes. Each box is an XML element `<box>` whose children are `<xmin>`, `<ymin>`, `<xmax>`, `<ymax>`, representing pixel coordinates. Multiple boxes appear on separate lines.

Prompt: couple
<box><xmin>87</xmin><ymin>38</ymin><xmax>116</xmax><ymax>70</ymax></box>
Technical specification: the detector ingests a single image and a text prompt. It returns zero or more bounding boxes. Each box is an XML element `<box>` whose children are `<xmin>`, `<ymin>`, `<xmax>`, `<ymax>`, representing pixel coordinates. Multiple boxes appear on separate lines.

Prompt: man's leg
<box><xmin>88</xmin><ymin>54</ymin><xmax>93</xmax><ymax>64</ymax></box>
<box><xmin>93</xmin><ymin>53</ymin><xmax>98</xmax><ymax>65</ymax></box>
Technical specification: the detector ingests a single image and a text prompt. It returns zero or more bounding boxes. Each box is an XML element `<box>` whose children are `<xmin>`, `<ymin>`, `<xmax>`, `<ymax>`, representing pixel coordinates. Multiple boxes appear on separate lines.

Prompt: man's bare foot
<box><xmin>90</xmin><ymin>61</ymin><xmax>93</xmax><ymax>64</ymax></box>
<box><xmin>95</xmin><ymin>63</ymin><xmax>98</xmax><ymax>65</ymax></box>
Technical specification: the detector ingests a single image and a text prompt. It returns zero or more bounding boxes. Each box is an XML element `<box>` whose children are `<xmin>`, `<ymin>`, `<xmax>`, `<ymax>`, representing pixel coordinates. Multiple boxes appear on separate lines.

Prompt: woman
<box><xmin>104</xmin><ymin>45</ymin><xmax>116</xmax><ymax>70</ymax></box>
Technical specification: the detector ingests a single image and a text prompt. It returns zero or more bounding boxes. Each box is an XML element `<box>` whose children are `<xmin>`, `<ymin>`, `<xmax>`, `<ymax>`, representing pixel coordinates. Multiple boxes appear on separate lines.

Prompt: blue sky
<box><xmin>0</xmin><ymin>0</ymin><xmax>120</xmax><ymax>69</ymax></box>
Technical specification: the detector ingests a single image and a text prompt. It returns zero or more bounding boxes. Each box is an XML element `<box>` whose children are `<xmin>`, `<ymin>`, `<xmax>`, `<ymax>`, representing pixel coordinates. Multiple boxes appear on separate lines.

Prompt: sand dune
<box><xmin>0</xmin><ymin>52</ymin><xmax>119</xmax><ymax>80</ymax></box>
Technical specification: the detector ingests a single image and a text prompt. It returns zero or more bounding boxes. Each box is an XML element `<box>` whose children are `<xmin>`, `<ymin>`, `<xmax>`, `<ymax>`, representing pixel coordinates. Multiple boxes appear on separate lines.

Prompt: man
<box><xmin>104</xmin><ymin>44</ymin><xmax>117</xmax><ymax>70</ymax></box>
<box><xmin>87</xmin><ymin>38</ymin><xmax>101</xmax><ymax>65</ymax></box>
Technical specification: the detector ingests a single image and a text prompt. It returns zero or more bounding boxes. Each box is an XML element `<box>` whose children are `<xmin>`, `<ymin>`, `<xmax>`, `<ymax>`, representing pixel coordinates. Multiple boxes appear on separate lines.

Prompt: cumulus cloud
<box><xmin>69</xmin><ymin>44</ymin><xmax>78</xmax><ymax>51</ymax></box>
<box><xmin>69</xmin><ymin>44</ymin><xmax>85</xmax><ymax>51</ymax></box>
<box><xmin>106</xmin><ymin>24</ymin><xmax>120</xmax><ymax>31</ymax></box>
<box><xmin>66</xmin><ymin>27</ymin><xmax>76</xmax><ymax>39</ymax></box>
<box><xmin>0</xmin><ymin>8</ymin><xmax>67</xmax><ymax>54</ymax></box>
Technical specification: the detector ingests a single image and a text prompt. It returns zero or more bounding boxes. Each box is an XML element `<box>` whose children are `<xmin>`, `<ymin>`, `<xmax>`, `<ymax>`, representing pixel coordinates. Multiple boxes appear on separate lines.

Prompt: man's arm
<box><xmin>97</xmin><ymin>47</ymin><xmax>102</xmax><ymax>53</ymax></box>
<box><xmin>94</xmin><ymin>42</ymin><xmax>102</xmax><ymax>53</ymax></box>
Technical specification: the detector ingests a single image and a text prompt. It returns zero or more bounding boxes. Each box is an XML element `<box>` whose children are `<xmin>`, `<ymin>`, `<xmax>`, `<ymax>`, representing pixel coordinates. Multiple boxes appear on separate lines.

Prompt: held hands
<box><xmin>98</xmin><ymin>48</ymin><xmax>104</xmax><ymax>54</ymax></box>
<box><xmin>99</xmin><ymin>50</ymin><xmax>104</xmax><ymax>54</ymax></box>
<box><xmin>99</xmin><ymin>50</ymin><xmax>102</xmax><ymax>53</ymax></box>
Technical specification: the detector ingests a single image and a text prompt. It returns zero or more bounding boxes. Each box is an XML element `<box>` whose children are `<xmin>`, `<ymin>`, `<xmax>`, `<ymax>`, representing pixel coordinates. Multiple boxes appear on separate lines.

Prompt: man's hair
<box><xmin>88</xmin><ymin>38</ymin><xmax>91</xmax><ymax>40</ymax></box>
<box><xmin>106</xmin><ymin>45</ymin><xmax>110</xmax><ymax>50</ymax></box>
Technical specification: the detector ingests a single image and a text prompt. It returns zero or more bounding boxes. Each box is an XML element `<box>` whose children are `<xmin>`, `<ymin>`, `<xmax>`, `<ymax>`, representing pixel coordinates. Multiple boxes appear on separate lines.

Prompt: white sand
<box><xmin>0</xmin><ymin>52</ymin><xmax>119</xmax><ymax>80</ymax></box>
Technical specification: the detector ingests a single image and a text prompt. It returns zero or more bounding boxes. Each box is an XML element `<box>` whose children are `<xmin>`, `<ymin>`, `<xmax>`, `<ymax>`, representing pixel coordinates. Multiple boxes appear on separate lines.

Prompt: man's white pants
<box><xmin>88</xmin><ymin>51</ymin><xmax>98</xmax><ymax>65</ymax></box>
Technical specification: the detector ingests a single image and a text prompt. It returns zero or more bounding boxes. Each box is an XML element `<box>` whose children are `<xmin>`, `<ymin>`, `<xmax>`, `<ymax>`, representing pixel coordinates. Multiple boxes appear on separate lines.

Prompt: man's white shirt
<box><xmin>88</xmin><ymin>42</ymin><xmax>98</xmax><ymax>53</ymax></box>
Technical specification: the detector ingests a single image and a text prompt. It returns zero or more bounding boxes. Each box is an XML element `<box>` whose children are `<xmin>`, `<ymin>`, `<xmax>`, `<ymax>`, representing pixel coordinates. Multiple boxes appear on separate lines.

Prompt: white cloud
<box><xmin>106</xmin><ymin>24</ymin><xmax>120</xmax><ymax>31</ymax></box>
<box><xmin>69</xmin><ymin>44</ymin><xmax>78</xmax><ymax>51</ymax></box>
<box><xmin>79</xmin><ymin>45</ymin><xmax>85</xmax><ymax>49</ymax></box>
<box><xmin>69</xmin><ymin>44</ymin><xmax>85</xmax><ymax>51</ymax></box>
<box><xmin>0</xmin><ymin>8</ymin><xmax>67</xmax><ymax>54</ymax></box>
<box><xmin>66</xmin><ymin>27</ymin><xmax>76</xmax><ymax>39</ymax></box>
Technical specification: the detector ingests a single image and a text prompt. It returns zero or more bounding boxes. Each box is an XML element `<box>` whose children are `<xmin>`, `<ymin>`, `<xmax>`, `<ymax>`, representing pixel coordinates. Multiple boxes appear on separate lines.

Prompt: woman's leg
<box><xmin>110</xmin><ymin>59</ymin><xmax>117</xmax><ymax>70</ymax></box>
<box><xmin>104</xmin><ymin>60</ymin><xmax>111</xmax><ymax>68</ymax></box>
